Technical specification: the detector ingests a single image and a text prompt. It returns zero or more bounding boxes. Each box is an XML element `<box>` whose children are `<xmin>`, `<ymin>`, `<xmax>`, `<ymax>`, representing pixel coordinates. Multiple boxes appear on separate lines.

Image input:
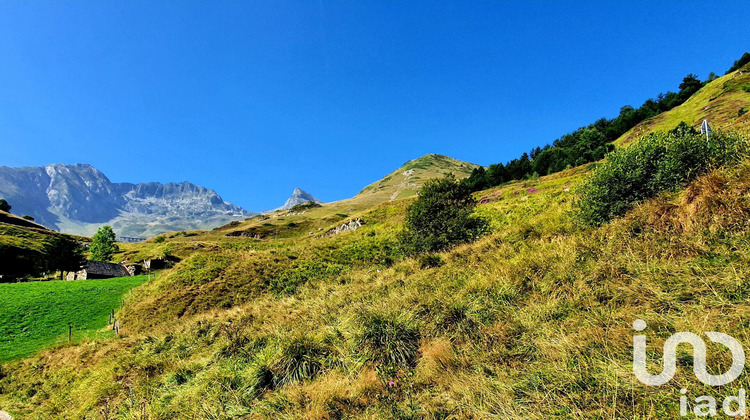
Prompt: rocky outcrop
<box><xmin>317</xmin><ymin>218</ymin><xmax>365</xmax><ymax>238</ymax></box>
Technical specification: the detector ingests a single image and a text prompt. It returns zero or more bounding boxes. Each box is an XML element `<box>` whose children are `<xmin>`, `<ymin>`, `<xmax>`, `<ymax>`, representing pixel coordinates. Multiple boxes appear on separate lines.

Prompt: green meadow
<box><xmin>0</xmin><ymin>276</ymin><xmax>148</xmax><ymax>362</ymax></box>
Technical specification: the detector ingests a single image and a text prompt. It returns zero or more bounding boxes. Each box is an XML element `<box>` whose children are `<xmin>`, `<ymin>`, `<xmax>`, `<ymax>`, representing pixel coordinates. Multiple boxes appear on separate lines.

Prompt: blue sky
<box><xmin>0</xmin><ymin>1</ymin><xmax>748</xmax><ymax>210</ymax></box>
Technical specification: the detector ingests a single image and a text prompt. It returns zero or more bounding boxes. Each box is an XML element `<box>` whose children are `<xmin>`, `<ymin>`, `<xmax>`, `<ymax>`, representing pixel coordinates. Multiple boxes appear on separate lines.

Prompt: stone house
<box><xmin>66</xmin><ymin>261</ymin><xmax>132</xmax><ymax>280</ymax></box>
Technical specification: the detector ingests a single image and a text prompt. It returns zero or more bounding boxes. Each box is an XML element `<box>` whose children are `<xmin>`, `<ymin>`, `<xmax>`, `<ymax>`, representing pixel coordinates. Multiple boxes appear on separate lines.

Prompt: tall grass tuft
<box><xmin>270</xmin><ymin>336</ymin><xmax>330</xmax><ymax>386</ymax></box>
<box><xmin>356</xmin><ymin>312</ymin><xmax>421</xmax><ymax>368</ymax></box>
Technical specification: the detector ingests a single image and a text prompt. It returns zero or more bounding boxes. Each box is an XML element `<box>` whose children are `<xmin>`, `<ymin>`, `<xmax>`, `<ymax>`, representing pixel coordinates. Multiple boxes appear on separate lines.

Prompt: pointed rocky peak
<box><xmin>279</xmin><ymin>187</ymin><xmax>322</xmax><ymax>210</ymax></box>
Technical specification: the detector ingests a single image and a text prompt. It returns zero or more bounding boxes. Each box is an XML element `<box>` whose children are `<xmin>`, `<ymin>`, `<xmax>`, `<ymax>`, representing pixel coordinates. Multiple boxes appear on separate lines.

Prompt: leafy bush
<box><xmin>356</xmin><ymin>312</ymin><xmax>420</xmax><ymax>368</ymax></box>
<box><xmin>400</xmin><ymin>174</ymin><xmax>488</xmax><ymax>254</ymax></box>
<box><xmin>153</xmin><ymin>236</ymin><xmax>165</xmax><ymax>243</ymax></box>
<box><xmin>576</xmin><ymin>127</ymin><xmax>748</xmax><ymax>225</ymax></box>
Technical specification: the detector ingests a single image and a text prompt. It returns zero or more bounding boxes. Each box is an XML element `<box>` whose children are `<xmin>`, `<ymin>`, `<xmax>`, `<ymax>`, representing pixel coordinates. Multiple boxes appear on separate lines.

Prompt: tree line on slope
<box><xmin>462</xmin><ymin>73</ymin><xmax>709</xmax><ymax>192</ymax></box>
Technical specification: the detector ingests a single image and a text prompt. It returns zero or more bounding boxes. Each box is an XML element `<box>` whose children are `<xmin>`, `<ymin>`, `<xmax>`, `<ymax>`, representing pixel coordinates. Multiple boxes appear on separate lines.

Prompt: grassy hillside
<box><xmin>357</xmin><ymin>153</ymin><xmax>479</xmax><ymax>201</ymax></box>
<box><xmin>1</xmin><ymin>108</ymin><xmax>750</xmax><ymax>416</ymax></box>
<box><xmin>0</xmin><ymin>216</ymin><xmax>90</xmax><ymax>282</ymax></box>
<box><xmin>617</xmin><ymin>62</ymin><xmax>750</xmax><ymax>146</ymax></box>
<box><xmin>3</xmin><ymin>133</ymin><xmax>750</xmax><ymax>418</ymax></box>
<box><xmin>0</xmin><ymin>276</ymin><xmax>148</xmax><ymax>362</ymax></box>
<box><xmin>0</xmin><ymin>210</ymin><xmax>52</xmax><ymax>231</ymax></box>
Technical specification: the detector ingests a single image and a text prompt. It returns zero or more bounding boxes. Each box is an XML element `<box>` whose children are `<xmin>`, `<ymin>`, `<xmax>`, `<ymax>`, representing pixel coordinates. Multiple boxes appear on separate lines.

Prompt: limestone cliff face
<box><xmin>0</xmin><ymin>163</ymin><xmax>253</xmax><ymax>237</ymax></box>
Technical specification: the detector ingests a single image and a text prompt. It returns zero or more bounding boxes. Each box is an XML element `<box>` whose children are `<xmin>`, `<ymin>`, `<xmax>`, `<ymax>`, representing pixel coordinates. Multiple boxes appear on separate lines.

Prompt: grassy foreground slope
<box><xmin>0</xmin><ymin>276</ymin><xmax>148</xmax><ymax>362</ymax></box>
<box><xmin>3</xmin><ymin>138</ymin><xmax>750</xmax><ymax>418</ymax></box>
<box><xmin>617</xmin><ymin>62</ymin><xmax>750</xmax><ymax>146</ymax></box>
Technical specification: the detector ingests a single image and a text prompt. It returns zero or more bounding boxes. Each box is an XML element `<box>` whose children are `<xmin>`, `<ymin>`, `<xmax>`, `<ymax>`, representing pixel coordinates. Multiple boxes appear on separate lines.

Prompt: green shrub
<box><xmin>153</xmin><ymin>236</ymin><xmax>165</xmax><ymax>243</ymax></box>
<box><xmin>400</xmin><ymin>174</ymin><xmax>488</xmax><ymax>254</ymax></box>
<box><xmin>575</xmin><ymin>128</ymin><xmax>748</xmax><ymax>225</ymax></box>
<box><xmin>356</xmin><ymin>312</ymin><xmax>420</xmax><ymax>368</ymax></box>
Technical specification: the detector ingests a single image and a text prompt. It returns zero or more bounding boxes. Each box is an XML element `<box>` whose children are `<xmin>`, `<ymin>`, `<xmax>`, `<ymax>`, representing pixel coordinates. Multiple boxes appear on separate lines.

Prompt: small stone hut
<box><xmin>67</xmin><ymin>261</ymin><xmax>132</xmax><ymax>280</ymax></box>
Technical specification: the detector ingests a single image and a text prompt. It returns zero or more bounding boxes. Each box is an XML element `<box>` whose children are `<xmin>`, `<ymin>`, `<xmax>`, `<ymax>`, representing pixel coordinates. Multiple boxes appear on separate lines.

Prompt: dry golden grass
<box><xmin>4</xmin><ymin>142</ymin><xmax>750</xmax><ymax>418</ymax></box>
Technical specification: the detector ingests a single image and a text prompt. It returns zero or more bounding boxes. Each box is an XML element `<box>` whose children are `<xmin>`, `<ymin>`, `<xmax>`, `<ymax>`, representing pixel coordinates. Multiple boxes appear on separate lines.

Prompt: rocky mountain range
<box><xmin>0</xmin><ymin>158</ymin><xmax>471</xmax><ymax>239</ymax></box>
<box><xmin>0</xmin><ymin>163</ymin><xmax>254</xmax><ymax>238</ymax></box>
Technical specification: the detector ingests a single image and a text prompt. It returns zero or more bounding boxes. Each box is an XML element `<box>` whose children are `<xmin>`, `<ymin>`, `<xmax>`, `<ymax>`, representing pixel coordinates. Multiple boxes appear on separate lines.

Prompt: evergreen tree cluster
<box><xmin>463</xmin><ymin>73</ymin><xmax>708</xmax><ymax>192</ymax></box>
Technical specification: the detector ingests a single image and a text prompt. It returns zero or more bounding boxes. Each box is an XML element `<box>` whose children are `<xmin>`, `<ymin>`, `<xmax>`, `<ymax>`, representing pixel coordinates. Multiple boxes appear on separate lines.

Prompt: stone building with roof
<box><xmin>66</xmin><ymin>260</ymin><xmax>132</xmax><ymax>280</ymax></box>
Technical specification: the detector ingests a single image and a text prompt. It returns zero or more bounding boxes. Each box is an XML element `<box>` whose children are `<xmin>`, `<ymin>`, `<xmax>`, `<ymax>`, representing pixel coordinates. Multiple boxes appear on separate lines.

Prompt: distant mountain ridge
<box><xmin>0</xmin><ymin>163</ymin><xmax>253</xmax><ymax>238</ymax></box>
